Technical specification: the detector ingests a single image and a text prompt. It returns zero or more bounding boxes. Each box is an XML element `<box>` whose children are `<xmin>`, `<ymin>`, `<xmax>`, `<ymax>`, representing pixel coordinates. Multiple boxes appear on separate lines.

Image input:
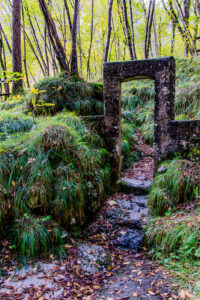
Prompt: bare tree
<box><xmin>12</xmin><ymin>0</ymin><xmax>23</xmax><ymax>93</ymax></box>
<box><xmin>144</xmin><ymin>0</ymin><xmax>156</xmax><ymax>59</ymax></box>
<box><xmin>104</xmin><ymin>0</ymin><xmax>114</xmax><ymax>63</ymax></box>
<box><xmin>64</xmin><ymin>0</ymin><xmax>72</xmax><ymax>35</ymax></box>
<box><xmin>38</xmin><ymin>0</ymin><xmax>69</xmax><ymax>72</ymax></box>
<box><xmin>87</xmin><ymin>0</ymin><xmax>94</xmax><ymax>78</ymax></box>
<box><xmin>122</xmin><ymin>0</ymin><xmax>135</xmax><ymax>60</ymax></box>
<box><xmin>128</xmin><ymin>0</ymin><xmax>137</xmax><ymax>59</ymax></box>
<box><xmin>71</xmin><ymin>0</ymin><xmax>80</xmax><ymax>75</ymax></box>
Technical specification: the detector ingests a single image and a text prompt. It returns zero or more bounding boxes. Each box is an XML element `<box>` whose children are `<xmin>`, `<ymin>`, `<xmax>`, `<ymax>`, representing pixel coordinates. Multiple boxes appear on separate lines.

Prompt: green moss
<box><xmin>29</xmin><ymin>74</ymin><xmax>104</xmax><ymax>116</ymax></box>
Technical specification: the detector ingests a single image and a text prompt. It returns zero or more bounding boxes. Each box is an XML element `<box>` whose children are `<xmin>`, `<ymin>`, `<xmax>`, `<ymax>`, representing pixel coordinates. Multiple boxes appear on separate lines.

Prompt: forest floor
<box><xmin>0</xmin><ymin>138</ymin><xmax>193</xmax><ymax>299</ymax></box>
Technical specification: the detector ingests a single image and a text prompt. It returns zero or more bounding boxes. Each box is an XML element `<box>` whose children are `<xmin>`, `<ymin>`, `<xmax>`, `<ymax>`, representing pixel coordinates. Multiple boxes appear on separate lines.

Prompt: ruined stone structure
<box><xmin>102</xmin><ymin>57</ymin><xmax>200</xmax><ymax>182</ymax></box>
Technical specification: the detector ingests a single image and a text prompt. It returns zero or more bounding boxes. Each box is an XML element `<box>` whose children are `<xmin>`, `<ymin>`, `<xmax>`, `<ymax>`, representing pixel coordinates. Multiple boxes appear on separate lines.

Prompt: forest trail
<box><xmin>0</xmin><ymin>140</ymin><xmax>179</xmax><ymax>299</ymax></box>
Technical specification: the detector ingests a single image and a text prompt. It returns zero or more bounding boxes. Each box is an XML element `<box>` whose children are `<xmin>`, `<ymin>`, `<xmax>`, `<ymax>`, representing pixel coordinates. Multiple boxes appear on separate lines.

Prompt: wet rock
<box><xmin>118</xmin><ymin>178</ymin><xmax>153</xmax><ymax>195</ymax></box>
<box><xmin>133</xmin><ymin>195</ymin><xmax>148</xmax><ymax>207</ymax></box>
<box><xmin>115</xmin><ymin>229</ymin><xmax>144</xmax><ymax>251</ymax></box>
<box><xmin>158</xmin><ymin>165</ymin><xmax>167</xmax><ymax>173</ymax></box>
<box><xmin>78</xmin><ymin>243</ymin><xmax>111</xmax><ymax>274</ymax></box>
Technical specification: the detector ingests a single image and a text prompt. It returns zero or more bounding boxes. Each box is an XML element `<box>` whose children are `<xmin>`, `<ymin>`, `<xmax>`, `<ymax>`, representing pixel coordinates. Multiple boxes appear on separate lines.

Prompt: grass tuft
<box><xmin>148</xmin><ymin>160</ymin><xmax>198</xmax><ymax>216</ymax></box>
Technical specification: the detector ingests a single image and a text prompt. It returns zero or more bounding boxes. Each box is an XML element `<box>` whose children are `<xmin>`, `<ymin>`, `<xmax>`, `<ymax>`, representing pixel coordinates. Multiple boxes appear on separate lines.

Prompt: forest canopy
<box><xmin>0</xmin><ymin>0</ymin><xmax>200</xmax><ymax>91</ymax></box>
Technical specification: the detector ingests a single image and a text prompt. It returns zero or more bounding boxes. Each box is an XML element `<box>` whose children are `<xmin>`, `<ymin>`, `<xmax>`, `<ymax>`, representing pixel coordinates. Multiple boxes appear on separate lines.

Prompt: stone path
<box><xmin>0</xmin><ymin>142</ymin><xmax>180</xmax><ymax>299</ymax></box>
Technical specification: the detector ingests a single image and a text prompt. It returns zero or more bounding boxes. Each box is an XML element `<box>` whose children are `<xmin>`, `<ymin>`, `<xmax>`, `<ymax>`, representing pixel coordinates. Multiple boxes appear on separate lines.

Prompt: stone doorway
<box><xmin>103</xmin><ymin>57</ymin><xmax>175</xmax><ymax>182</ymax></box>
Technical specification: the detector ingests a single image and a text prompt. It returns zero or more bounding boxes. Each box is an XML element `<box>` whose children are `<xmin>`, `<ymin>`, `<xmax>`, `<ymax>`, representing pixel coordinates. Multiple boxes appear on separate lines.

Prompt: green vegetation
<box><xmin>11</xmin><ymin>215</ymin><xmax>65</xmax><ymax>259</ymax></box>
<box><xmin>0</xmin><ymin>74</ymin><xmax>139</xmax><ymax>259</ymax></box>
<box><xmin>29</xmin><ymin>74</ymin><xmax>104</xmax><ymax>116</ymax></box>
<box><xmin>148</xmin><ymin>160</ymin><xmax>198</xmax><ymax>216</ymax></box>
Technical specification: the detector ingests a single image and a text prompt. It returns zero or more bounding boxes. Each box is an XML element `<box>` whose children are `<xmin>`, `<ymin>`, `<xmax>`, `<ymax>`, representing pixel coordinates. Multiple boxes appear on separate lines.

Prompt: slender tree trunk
<box><xmin>44</xmin><ymin>26</ymin><xmax>50</xmax><ymax>75</ymax></box>
<box><xmin>128</xmin><ymin>0</ymin><xmax>137</xmax><ymax>59</ymax></box>
<box><xmin>171</xmin><ymin>19</ymin><xmax>176</xmax><ymax>55</ymax></box>
<box><xmin>0</xmin><ymin>32</ymin><xmax>9</xmax><ymax>97</ymax></box>
<box><xmin>64</xmin><ymin>0</ymin><xmax>72</xmax><ymax>35</ymax></box>
<box><xmin>104</xmin><ymin>0</ymin><xmax>114</xmax><ymax>63</ymax></box>
<box><xmin>12</xmin><ymin>0</ymin><xmax>23</xmax><ymax>93</ymax></box>
<box><xmin>22</xmin><ymin>4</ymin><xmax>30</xmax><ymax>88</ymax></box>
<box><xmin>71</xmin><ymin>0</ymin><xmax>79</xmax><ymax>75</ymax></box>
<box><xmin>144</xmin><ymin>0</ymin><xmax>156</xmax><ymax>59</ymax></box>
<box><xmin>122</xmin><ymin>0</ymin><xmax>134</xmax><ymax>60</ymax></box>
<box><xmin>25</xmin><ymin>2</ymin><xmax>47</xmax><ymax>72</ymax></box>
<box><xmin>87</xmin><ymin>0</ymin><xmax>94</xmax><ymax>79</ymax></box>
<box><xmin>0</xmin><ymin>22</ymin><xmax>12</xmax><ymax>54</ymax></box>
<box><xmin>38</xmin><ymin>0</ymin><xmax>69</xmax><ymax>72</ymax></box>
<box><xmin>153</xmin><ymin>18</ymin><xmax>159</xmax><ymax>56</ymax></box>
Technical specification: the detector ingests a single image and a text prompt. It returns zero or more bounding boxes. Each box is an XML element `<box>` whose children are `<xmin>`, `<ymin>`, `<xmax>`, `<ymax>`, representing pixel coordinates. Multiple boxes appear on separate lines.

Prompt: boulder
<box><xmin>78</xmin><ymin>243</ymin><xmax>111</xmax><ymax>274</ymax></box>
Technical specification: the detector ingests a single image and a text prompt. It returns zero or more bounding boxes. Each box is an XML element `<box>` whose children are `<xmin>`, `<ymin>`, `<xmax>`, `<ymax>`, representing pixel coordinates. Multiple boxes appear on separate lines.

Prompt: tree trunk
<box><xmin>0</xmin><ymin>22</ymin><xmax>12</xmax><ymax>55</ymax></box>
<box><xmin>12</xmin><ymin>0</ymin><xmax>23</xmax><ymax>93</ymax></box>
<box><xmin>122</xmin><ymin>0</ymin><xmax>134</xmax><ymax>60</ymax></box>
<box><xmin>87</xmin><ymin>0</ymin><xmax>94</xmax><ymax>79</ymax></box>
<box><xmin>171</xmin><ymin>19</ymin><xmax>176</xmax><ymax>55</ymax></box>
<box><xmin>104</xmin><ymin>0</ymin><xmax>114</xmax><ymax>63</ymax></box>
<box><xmin>144</xmin><ymin>0</ymin><xmax>156</xmax><ymax>59</ymax></box>
<box><xmin>71</xmin><ymin>0</ymin><xmax>79</xmax><ymax>75</ymax></box>
<box><xmin>38</xmin><ymin>0</ymin><xmax>69</xmax><ymax>72</ymax></box>
<box><xmin>128</xmin><ymin>0</ymin><xmax>137</xmax><ymax>59</ymax></box>
<box><xmin>64</xmin><ymin>0</ymin><xmax>72</xmax><ymax>35</ymax></box>
<box><xmin>22</xmin><ymin>4</ymin><xmax>30</xmax><ymax>88</ymax></box>
<box><xmin>0</xmin><ymin>32</ymin><xmax>9</xmax><ymax>97</ymax></box>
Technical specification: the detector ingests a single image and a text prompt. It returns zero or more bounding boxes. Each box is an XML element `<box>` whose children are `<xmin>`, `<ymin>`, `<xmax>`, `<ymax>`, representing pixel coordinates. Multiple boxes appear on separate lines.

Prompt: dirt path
<box><xmin>0</xmin><ymin>143</ymin><xmax>179</xmax><ymax>299</ymax></box>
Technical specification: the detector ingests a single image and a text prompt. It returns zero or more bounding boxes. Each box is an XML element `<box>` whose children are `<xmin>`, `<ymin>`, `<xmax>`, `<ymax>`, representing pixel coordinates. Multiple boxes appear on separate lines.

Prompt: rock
<box><xmin>133</xmin><ymin>196</ymin><xmax>148</xmax><ymax>207</ymax></box>
<box><xmin>115</xmin><ymin>229</ymin><xmax>144</xmax><ymax>252</ymax></box>
<box><xmin>78</xmin><ymin>243</ymin><xmax>111</xmax><ymax>274</ymax></box>
<box><xmin>118</xmin><ymin>178</ymin><xmax>153</xmax><ymax>195</ymax></box>
<box><xmin>158</xmin><ymin>165</ymin><xmax>167</xmax><ymax>173</ymax></box>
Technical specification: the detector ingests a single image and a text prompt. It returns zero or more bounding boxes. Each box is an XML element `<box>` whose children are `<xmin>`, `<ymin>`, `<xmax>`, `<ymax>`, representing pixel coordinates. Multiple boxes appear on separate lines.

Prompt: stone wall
<box><xmin>167</xmin><ymin>120</ymin><xmax>200</xmax><ymax>155</ymax></box>
<box><xmin>87</xmin><ymin>57</ymin><xmax>200</xmax><ymax>183</ymax></box>
<box><xmin>103</xmin><ymin>57</ymin><xmax>176</xmax><ymax>181</ymax></box>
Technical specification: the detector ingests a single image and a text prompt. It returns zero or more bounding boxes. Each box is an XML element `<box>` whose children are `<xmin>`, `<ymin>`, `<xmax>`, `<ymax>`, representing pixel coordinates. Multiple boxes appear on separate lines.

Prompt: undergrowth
<box><xmin>148</xmin><ymin>160</ymin><xmax>199</xmax><ymax>216</ymax></box>
<box><xmin>0</xmin><ymin>109</ymin><xmax>111</xmax><ymax>258</ymax></box>
<box><xmin>29</xmin><ymin>73</ymin><xmax>104</xmax><ymax>116</ymax></box>
<box><xmin>11</xmin><ymin>215</ymin><xmax>65</xmax><ymax>259</ymax></box>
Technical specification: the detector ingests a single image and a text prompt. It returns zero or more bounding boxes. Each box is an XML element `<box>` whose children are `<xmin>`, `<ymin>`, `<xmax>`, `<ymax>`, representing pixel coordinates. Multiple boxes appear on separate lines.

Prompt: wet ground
<box><xmin>0</xmin><ymin>141</ymin><xmax>180</xmax><ymax>299</ymax></box>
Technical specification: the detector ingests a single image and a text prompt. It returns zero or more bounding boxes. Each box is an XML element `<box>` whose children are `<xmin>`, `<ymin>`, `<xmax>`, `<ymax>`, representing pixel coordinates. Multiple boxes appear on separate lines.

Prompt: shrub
<box><xmin>146</xmin><ymin>214</ymin><xmax>200</xmax><ymax>260</ymax></box>
<box><xmin>0</xmin><ymin>113</ymin><xmax>111</xmax><ymax>238</ymax></box>
<box><xmin>11</xmin><ymin>215</ymin><xmax>65</xmax><ymax>259</ymax></box>
<box><xmin>0</xmin><ymin>117</ymin><xmax>34</xmax><ymax>140</ymax></box>
<box><xmin>148</xmin><ymin>160</ymin><xmax>198</xmax><ymax>216</ymax></box>
<box><xmin>29</xmin><ymin>74</ymin><xmax>104</xmax><ymax>116</ymax></box>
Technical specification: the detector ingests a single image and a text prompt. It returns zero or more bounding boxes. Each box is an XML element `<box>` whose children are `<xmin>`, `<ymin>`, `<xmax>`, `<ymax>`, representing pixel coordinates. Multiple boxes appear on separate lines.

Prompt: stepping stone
<box><xmin>118</xmin><ymin>178</ymin><xmax>153</xmax><ymax>195</ymax></box>
<box><xmin>114</xmin><ymin>228</ymin><xmax>144</xmax><ymax>252</ymax></box>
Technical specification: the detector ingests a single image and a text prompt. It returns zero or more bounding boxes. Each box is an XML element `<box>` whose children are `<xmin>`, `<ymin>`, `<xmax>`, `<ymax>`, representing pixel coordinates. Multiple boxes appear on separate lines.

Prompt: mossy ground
<box><xmin>0</xmin><ymin>75</ymin><xmax>138</xmax><ymax>259</ymax></box>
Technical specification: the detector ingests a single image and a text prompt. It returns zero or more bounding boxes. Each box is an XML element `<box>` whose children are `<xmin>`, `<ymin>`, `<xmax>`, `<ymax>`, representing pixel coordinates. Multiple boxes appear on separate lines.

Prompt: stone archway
<box><xmin>103</xmin><ymin>57</ymin><xmax>176</xmax><ymax>182</ymax></box>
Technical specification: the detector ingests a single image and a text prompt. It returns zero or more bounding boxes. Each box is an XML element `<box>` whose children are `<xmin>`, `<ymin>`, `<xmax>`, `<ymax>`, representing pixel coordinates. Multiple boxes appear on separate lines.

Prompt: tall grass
<box><xmin>148</xmin><ymin>160</ymin><xmax>197</xmax><ymax>216</ymax></box>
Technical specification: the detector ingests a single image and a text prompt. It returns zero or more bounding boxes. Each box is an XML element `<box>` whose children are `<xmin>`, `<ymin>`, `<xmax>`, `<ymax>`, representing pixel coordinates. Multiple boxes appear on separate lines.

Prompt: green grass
<box><xmin>0</xmin><ymin>102</ymin><xmax>112</xmax><ymax>258</ymax></box>
<box><xmin>145</xmin><ymin>212</ymin><xmax>200</xmax><ymax>295</ymax></box>
<box><xmin>146</xmin><ymin>213</ymin><xmax>200</xmax><ymax>260</ymax></box>
<box><xmin>11</xmin><ymin>215</ymin><xmax>65</xmax><ymax>259</ymax></box>
<box><xmin>148</xmin><ymin>160</ymin><xmax>198</xmax><ymax>216</ymax></box>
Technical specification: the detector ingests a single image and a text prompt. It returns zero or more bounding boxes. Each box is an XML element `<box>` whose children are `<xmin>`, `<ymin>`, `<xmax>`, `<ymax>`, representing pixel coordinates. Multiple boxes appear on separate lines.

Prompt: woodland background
<box><xmin>1</xmin><ymin>0</ymin><xmax>200</xmax><ymax>92</ymax></box>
